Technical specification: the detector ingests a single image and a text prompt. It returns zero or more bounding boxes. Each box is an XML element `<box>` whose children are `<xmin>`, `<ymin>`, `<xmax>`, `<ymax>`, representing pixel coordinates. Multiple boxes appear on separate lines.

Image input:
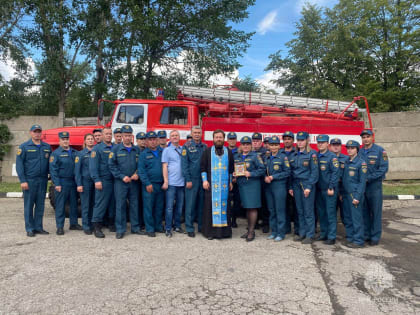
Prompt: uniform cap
<box><xmin>136</xmin><ymin>132</ymin><xmax>146</xmax><ymax>139</ymax></box>
<box><xmin>360</xmin><ymin>129</ymin><xmax>373</xmax><ymax>136</ymax></box>
<box><xmin>92</xmin><ymin>128</ymin><xmax>102</xmax><ymax>133</ymax></box>
<box><xmin>316</xmin><ymin>134</ymin><xmax>329</xmax><ymax>142</ymax></box>
<box><xmin>58</xmin><ymin>131</ymin><xmax>69</xmax><ymax>139</ymax></box>
<box><xmin>282</xmin><ymin>131</ymin><xmax>294</xmax><ymax>139</ymax></box>
<box><xmin>251</xmin><ymin>132</ymin><xmax>262</xmax><ymax>140</ymax></box>
<box><xmin>227</xmin><ymin>132</ymin><xmax>237</xmax><ymax>139</ymax></box>
<box><xmin>121</xmin><ymin>125</ymin><xmax>133</xmax><ymax>133</ymax></box>
<box><xmin>113</xmin><ymin>127</ymin><xmax>122</xmax><ymax>134</ymax></box>
<box><xmin>346</xmin><ymin>140</ymin><xmax>360</xmax><ymax>148</ymax></box>
<box><xmin>186</xmin><ymin>134</ymin><xmax>192</xmax><ymax>139</ymax></box>
<box><xmin>296</xmin><ymin>131</ymin><xmax>309</xmax><ymax>140</ymax></box>
<box><xmin>268</xmin><ymin>136</ymin><xmax>280</xmax><ymax>144</ymax></box>
<box><xmin>330</xmin><ymin>138</ymin><xmax>342</xmax><ymax>145</ymax></box>
<box><xmin>157</xmin><ymin>130</ymin><xmax>167</xmax><ymax>138</ymax></box>
<box><xmin>240</xmin><ymin>136</ymin><xmax>252</xmax><ymax>144</ymax></box>
<box><xmin>30</xmin><ymin>124</ymin><xmax>42</xmax><ymax>131</ymax></box>
<box><xmin>264</xmin><ymin>137</ymin><xmax>270</xmax><ymax>143</ymax></box>
<box><xmin>146</xmin><ymin>131</ymin><xmax>158</xmax><ymax>138</ymax></box>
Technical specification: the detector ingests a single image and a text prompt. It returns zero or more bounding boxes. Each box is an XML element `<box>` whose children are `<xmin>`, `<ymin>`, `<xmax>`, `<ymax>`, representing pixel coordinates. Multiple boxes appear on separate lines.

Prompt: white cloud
<box><xmin>255</xmin><ymin>71</ymin><xmax>284</xmax><ymax>94</ymax></box>
<box><xmin>0</xmin><ymin>56</ymin><xmax>35</xmax><ymax>81</ymax></box>
<box><xmin>257</xmin><ymin>10</ymin><xmax>279</xmax><ymax>35</ymax></box>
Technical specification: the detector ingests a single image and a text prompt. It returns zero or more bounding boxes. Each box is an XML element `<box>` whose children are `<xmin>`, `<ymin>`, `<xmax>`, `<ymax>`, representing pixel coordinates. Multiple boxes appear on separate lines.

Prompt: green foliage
<box><xmin>233</xmin><ymin>75</ymin><xmax>261</xmax><ymax>92</ymax></box>
<box><xmin>0</xmin><ymin>124</ymin><xmax>12</xmax><ymax>160</ymax></box>
<box><xmin>266</xmin><ymin>0</ymin><xmax>420</xmax><ymax>112</ymax></box>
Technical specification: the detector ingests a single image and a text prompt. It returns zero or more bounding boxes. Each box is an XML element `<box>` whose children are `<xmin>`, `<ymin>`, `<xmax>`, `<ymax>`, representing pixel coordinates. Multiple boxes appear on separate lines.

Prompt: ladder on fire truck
<box><xmin>177</xmin><ymin>85</ymin><xmax>365</xmax><ymax>114</ymax></box>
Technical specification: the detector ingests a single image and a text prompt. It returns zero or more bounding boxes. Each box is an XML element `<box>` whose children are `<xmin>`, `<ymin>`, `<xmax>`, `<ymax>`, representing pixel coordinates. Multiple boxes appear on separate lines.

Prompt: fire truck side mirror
<box><xmin>98</xmin><ymin>100</ymin><xmax>104</xmax><ymax>121</ymax></box>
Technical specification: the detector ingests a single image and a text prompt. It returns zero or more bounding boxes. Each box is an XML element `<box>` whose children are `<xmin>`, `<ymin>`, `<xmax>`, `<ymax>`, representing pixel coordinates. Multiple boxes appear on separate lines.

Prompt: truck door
<box><xmin>111</xmin><ymin>103</ymin><xmax>148</xmax><ymax>139</ymax></box>
<box><xmin>153</xmin><ymin>105</ymin><xmax>193</xmax><ymax>141</ymax></box>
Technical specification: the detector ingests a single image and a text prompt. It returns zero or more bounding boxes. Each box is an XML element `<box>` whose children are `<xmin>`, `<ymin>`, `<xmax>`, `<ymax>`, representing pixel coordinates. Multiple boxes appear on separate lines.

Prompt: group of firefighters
<box><xmin>16</xmin><ymin>123</ymin><xmax>388</xmax><ymax>248</ymax></box>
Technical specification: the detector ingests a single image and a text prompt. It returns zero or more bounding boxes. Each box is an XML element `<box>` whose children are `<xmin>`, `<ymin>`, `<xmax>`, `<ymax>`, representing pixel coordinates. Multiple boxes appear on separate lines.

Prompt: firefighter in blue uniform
<box><xmin>329</xmin><ymin>138</ymin><xmax>348</xmax><ymax>226</ymax></box>
<box><xmin>158</xmin><ymin>130</ymin><xmax>167</xmax><ymax>149</ymax></box>
<box><xmin>49</xmin><ymin>131</ymin><xmax>81</xmax><ymax>235</ymax></box>
<box><xmin>251</xmin><ymin>132</ymin><xmax>270</xmax><ymax>233</ymax></box>
<box><xmin>135</xmin><ymin>132</ymin><xmax>147</xmax><ymax>152</ymax></box>
<box><xmin>289</xmin><ymin>131</ymin><xmax>319</xmax><ymax>244</ymax></box>
<box><xmin>264</xmin><ymin>136</ymin><xmax>291</xmax><ymax>241</ymax></box>
<box><xmin>234</xmin><ymin>136</ymin><xmax>266</xmax><ymax>242</ymax></box>
<box><xmin>16</xmin><ymin>124</ymin><xmax>51</xmax><ymax>237</ymax></box>
<box><xmin>135</xmin><ymin>131</ymin><xmax>147</xmax><ymax>230</ymax></box>
<box><xmin>227</xmin><ymin>132</ymin><xmax>240</xmax><ymax>228</ymax></box>
<box><xmin>281</xmin><ymin>131</ymin><xmax>298</xmax><ymax>235</ymax></box>
<box><xmin>89</xmin><ymin>127</ymin><xmax>115</xmax><ymax>238</ymax></box>
<box><xmin>359</xmin><ymin>129</ymin><xmax>389</xmax><ymax>246</ymax></box>
<box><xmin>315</xmin><ymin>135</ymin><xmax>339</xmax><ymax>245</ymax></box>
<box><xmin>75</xmin><ymin>133</ymin><xmax>96</xmax><ymax>235</ymax></box>
<box><xmin>181</xmin><ymin>126</ymin><xmax>207</xmax><ymax>237</ymax></box>
<box><xmin>138</xmin><ymin>131</ymin><xmax>165</xmax><ymax>237</ymax></box>
<box><xmin>113</xmin><ymin>127</ymin><xmax>122</xmax><ymax>145</ymax></box>
<box><xmin>109</xmin><ymin>125</ymin><xmax>142</xmax><ymax>239</ymax></box>
<box><xmin>342</xmin><ymin>140</ymin><xmax>367</xmax><ymax>248</ymax></box>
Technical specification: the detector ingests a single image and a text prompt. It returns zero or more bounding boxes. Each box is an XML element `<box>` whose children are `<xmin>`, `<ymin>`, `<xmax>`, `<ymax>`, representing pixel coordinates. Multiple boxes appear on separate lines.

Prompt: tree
<box><xmin>233</xmin><ymin>75</ymin><xmax>261</xmax><ymax>92</ymax></box>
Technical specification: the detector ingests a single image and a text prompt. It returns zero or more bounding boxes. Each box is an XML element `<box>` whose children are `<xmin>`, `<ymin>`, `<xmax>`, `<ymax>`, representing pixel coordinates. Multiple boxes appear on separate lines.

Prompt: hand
<box><xmin>264</xmin><ymin>176</ymin><xmax>271</xmax><ymax>184</ymax></box>
<box><xmin>339</xmin><ymin>195</ymin><xmax>343</xmax><ymax>202</ymax></box>
<box><xmin>146</xmin><ymin>184</ymin><xmax>153</xmax><ymax>193</ymax></box>
<box><xmin>162</xmin><ymin>182</ymin><xmax>168</xmax><ymax>190</ymax></box>
<box><xmin>77</xmin><ymin>186</ymin><xmax>83</xmax><ymax>193</ymax></box>
<box><xmin>55</xmin><ymin>186</ymin><xmax>62</xmax><ymax>192</ymax></box>
<box><xmin>95</xmin><ymin>182</ymin><xmax>103</xmax><ymax>190</ymax></box>
<box><xmin>244</xmin><ymin>171</ymin><xmax>251</xmax><ymax>178</ymax></box>
<box><xmin>327</xmin><ymin>188</ymin><xmax>334</xmax><ymax>196</ymax></box>
<box><xmin>203</xmin><ymin>180</ymin><xmax>210</xmax><ymax>190</ymax></box>
<box><xmin>304</xmin><ymin>189</ymin><xmax>310</xmax><ymax>198</ymax></box>
<box><xmin>229</xmin><ymin>182</ymin><xmax>233</xmax><ymax>191</ymax></box>
<box><xmin>232</xmin><ymin>177</ymin><xmax>236</xmax><ymax>183</ymax></box>
<box><xmin>122</xmin><ymin>176</ymin><xmax>131</xmax><ymax>183</ymax></box>
<box><xmin>186</xmin><ymin>181</ymin><xmax>193</xmax><ymax>189</ymax></box>
<box><xmin>20</xmin><ymin>182</ymin><xmax>29</xmax><ymax>190</ymax></box>
<box><xmin>352</xmin><ymin>199</ymin><xmax>359</xmax><ymax>205</ymax></box>
<box><xmin>131</xmin><ymin>174</ymin><xmax>139</xmax><ymax>181</ymax></box>
<box><xmin>289</xmin><ymin>189</ymin><xmax>294</xmax><ymax>197</ymax></box>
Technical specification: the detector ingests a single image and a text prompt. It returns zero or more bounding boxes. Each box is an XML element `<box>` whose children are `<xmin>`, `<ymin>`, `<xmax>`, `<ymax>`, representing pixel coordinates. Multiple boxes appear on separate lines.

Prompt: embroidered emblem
<box><xmin>349</xmin><ymin>170</ymin><xmax>355</xmax><ymax>176</ymax></box>
<box><xmin>383</xmin><ymin>151</ymin><xmax>388</xmax><ymax>161</ymax></box>
<box><xmin>49</xmin><ymin>156</ymin><xmax>54</xmax><ymax>163</ymax></box>
<box><xmin>17</xmin><ymin>148</ymin><xmax>22</xmax><ymax>155</ymax></box>
<box><xmin>109</xmin><ymin>152</ymin><xmax>114</xmax><ymax>159</ymax></box>
<box><xmin>91</xmin><ymin>151</ymin><xmax>96</xmax><ymax>158</ymax></box>
<box><xmin>75</xmin><ymin>156</ymin><xmax>79</xmax><ymax>163</ymax></box>
<box><xmin>332</xmin><ymin>158</ymin><xmax>339</xmax><ymax>168</ymax></box>
<box><xmin>362</xmin><ymin>163</ymin><xmax>367</xmax><ymax>173</ymax></box>
<box><xmin>182</xmin><ymin>149</ymin><xmax>187</xmax><ymax>156</ymax></box>
<box><xmin>274</xmin><ymin>164</ymin><xmax>279</xmax><ymax>170</ymax></box>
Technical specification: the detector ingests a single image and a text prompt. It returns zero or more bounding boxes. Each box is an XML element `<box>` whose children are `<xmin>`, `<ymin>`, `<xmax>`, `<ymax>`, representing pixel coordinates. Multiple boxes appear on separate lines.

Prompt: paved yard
<box><xmin>0</xmin><ymin>198</ymin><xmax>419</xmax><ymax>314</ymax></box>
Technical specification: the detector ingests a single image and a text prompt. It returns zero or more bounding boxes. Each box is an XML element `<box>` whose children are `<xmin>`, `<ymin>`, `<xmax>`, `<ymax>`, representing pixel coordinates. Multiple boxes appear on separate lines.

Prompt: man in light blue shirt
<box><xmin>162</xmin><ymin>130</ymin><xmax>185</xmax><ymax>237</ymax></box>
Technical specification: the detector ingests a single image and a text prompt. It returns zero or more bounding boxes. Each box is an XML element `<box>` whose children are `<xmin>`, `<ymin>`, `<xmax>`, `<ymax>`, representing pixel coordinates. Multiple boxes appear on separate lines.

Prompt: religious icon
<box><xmin>234</xmin><ymin>162</ymin><xmax>246</xmax><ymax>176</ymax></box>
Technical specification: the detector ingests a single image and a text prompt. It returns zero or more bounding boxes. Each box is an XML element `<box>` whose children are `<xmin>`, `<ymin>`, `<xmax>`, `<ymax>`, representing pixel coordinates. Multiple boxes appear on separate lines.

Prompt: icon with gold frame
<box><xmin>234</xmin><ymin>162</ymin><xmax>246</xmax><ymax>176</ymax></box>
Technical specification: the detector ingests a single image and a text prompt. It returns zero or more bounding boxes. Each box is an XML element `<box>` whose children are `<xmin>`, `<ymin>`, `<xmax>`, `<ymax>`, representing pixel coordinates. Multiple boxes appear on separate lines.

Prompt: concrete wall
<box><xmin>1</xmin><ymin>112</ymin><xmax>419</xmax><ymax>182</ymax></box>
<box><xmin>0</xmin><ymin>116</ymin><xmax>62</xmax><ymax>182</ymax></box>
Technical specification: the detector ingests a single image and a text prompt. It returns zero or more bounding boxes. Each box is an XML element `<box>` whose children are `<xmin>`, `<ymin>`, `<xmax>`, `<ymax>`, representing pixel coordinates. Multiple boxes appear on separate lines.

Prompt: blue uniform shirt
<box><xmin>74</xmin><ymin>148</ymin><xmax>93</xmax><ymax>186</ymax></box>
<box><xmin>138</xmin><ymin>147</ymin><xmax>163</xmax><ymax>186</ymax></box>
<box><xmin>109</xmin><ymin>145</ymin><xmax>139</xmax><ymax>180</ymax></box>
<box><xmin>359</xmin><ymin>143</ymin><xmax>389</xmax><ymax>183</ymax></box>
<box><xmin>264</xmin><ymin>151</ymin><xmax>291</xmax><ymax>181</ymax></box>
<box><xmin>289</xmin><ymin>148</ymin><xmax>319</xmax><ymax>190</ymax></box>
<box><xmin>181</xmin><ymin>140</ymin><xmax>207</xmax><ymax>182</ymax></box>
<box><xmin>16</xmin><ymin>139</ymin><xmax>51</xmax><ymax>182</ymax></box>
<box><xmin>50</xmin><ymin>146</ymin><xmax>78</xmax><ymax>185</ymax></box>
<box><xmin>162</xmin><ymin>145</ymin><xmax>185</xmax><ymax>186</ymax></box>
<box><xmin>317</xmin><ymin>150</ymin><xmax>340</xmax><ymax>190</ymax></box>
<box><xmin>89</xmin><ymin>142</ymin><xmax>114</xmax><ymax>182</ymax></box>
<box><xmin>342</xmin><ymin>154</ymin><xmax>367</xmax><ymax>201</ymax></box>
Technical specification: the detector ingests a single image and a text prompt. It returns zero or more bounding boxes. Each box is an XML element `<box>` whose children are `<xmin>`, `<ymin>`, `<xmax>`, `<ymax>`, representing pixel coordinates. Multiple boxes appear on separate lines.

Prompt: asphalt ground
<box><xmin>0</xmin><ymin>199</ymin><xmax>419</xmax><ymax>314</ymax></box>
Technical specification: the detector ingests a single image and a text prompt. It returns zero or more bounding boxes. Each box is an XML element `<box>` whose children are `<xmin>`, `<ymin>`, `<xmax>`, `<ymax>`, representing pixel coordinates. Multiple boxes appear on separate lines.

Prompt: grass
<box><xmin>0</xmin><ymin>181</ymin><xmax>419</xmax><ymax>195</ymax></box>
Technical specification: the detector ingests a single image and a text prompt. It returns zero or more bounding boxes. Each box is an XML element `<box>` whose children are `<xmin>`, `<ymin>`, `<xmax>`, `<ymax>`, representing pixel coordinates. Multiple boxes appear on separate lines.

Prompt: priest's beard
<box><xmin>213</xmin><ymin>140</ymin><xmax>224</xmax><ymax>155</ymax></box>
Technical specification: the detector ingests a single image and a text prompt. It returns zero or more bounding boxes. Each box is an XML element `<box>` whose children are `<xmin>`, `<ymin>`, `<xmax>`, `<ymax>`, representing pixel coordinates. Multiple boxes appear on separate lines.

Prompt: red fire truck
<box><xmin>42</xmin><ymin>85</ymin><xmax>372</xmax><ymax>149</ymax></box>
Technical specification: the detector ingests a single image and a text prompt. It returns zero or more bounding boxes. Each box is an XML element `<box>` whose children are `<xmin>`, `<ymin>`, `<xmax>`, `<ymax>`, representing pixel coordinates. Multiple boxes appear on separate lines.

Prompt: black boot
<box><xmin>93</xmin><ymin>223</ymin><xmax>105</xmax><ymax>238</ymax></box>
<box><xmin>231</xmin><ymin>217</ymin><xmax>238</xmax><ymax>228</ymax></box>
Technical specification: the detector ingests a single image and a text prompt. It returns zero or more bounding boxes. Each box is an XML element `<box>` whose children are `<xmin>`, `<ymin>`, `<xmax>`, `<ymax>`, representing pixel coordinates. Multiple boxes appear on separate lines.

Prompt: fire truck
<box><xmin>43</xmin><ymin>85</ymin><xmax>372</xmax><ymax>213</ymax></box>
<box><xmin>42</xmin><ymin>85</ymin><xmax>372</xmax><ymax>149</ymax></box>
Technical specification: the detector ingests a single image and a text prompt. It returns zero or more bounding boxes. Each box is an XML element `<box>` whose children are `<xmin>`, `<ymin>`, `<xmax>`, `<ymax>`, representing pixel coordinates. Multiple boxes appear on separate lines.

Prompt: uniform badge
<box><xmin>109</xmin><ymin>152</ymin><xmax>113</xmax><ymax>159</ymax></box>
<box><xmin>273</xmin><ymin>164</ymin><xmax>279</xmax><ymax>171</ymax></box>
<box><xmin>369</xmin><ymin>159</ymin><xmax>376</xmax><ymax>165</ymax></box>
<box><xmin>320</xmin><ymin>165</ymin><xmax>326</xmax><ymax>171</ymax></box>
<box><xmin>75</xmin><ymin>156</ymin><xmax>79</xmax><ymax>163</ymax></box>
<box><xmin>312</xmin><ymin>154</ymin><xmax>318</xmax><ymax>164</ymax></box>
<box><xmin>349</xmin><ymin>170</ymin><xmax>355</xmax><ymax>176</ymax></box>
<box><xmin>303</xmin><ymin>161</ymin><xmax>309</xmax><ymax>167</ymax></box>
<box><xmin>284</xmin><ymin>157</ymin><xmax>290</xmax><ymax>168</ymax></box>
<box><xmin>383</xmin><ymin>151</ymin><xmax>388</xmax><ymax>161</ymax></box>
<box><xmin>91</xmin><ymin>151</ymin><xmax>96</xmax><ymax>158</ymax></box>
<box><xmin>17</xmin><ymin>148</ymin><xmax>22</xmax><ymax>156</ymax></box>
<box><xmin>332</xmin><ymin>158</ymin><xmax>339</xmax><ymax>168</ymax></box>
<box><xmin>362</xmin><ymin>163</ymin><xmax>367</xmax><ymax>173</ymax></box>
<box><xmin>182</xmin><ymin>149</ymin><xmax>187</xmax><ymax>156</ymax></box>
<box><xmin>257</xmin><ymin>155</ymin><xmax>264</xmax><ymax>164</ymax></box>
<box><xmin>45</xmin><ymin>153</ymin><xmax>49</xmax><ymax>159</ymax></box>
<box><xmin>341</xmin><ymin>163</ymin><xmax>345</xmax><ymax>169</ymax></box>
<box><xmin>49</xmin><ymin>156</ymin><xmax>54</xmax><ymax>163</ymax></box>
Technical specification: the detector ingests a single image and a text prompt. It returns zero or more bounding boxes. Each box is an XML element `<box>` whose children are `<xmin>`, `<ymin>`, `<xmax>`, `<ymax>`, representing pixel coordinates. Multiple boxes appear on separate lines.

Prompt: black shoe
<box><xmin>346</xmin><ymin>242</ymin><xmax>364</xmax><ymax>248</ymax></box>
<box><xmin>369</xmin><ymin>240</ymin><xmax>379</xmax><ymax>246</ymax></box>
<box><xmin>116</xmin><ymin>233</ymin><xmax>124</xmax><ymax>239</ymax></box>
<box><xmin>240</xmin><ymin>232</ymin><xmax>248</xmax><ymax>239</ymax></box>
<box><xmin>188</xmin><ymin>232</ymin><xmax>195</xmax><ymax>238</ymax></box>
<box><xmin>302</xmin><ymin>237</ymin><xmax>314</xmax><ymax>244</ymax></box>
<box><xmin>34</xmin><ymin>229</ymin><xmax>49</xmax><ymax>235</ymax></box>
<box><xmin>84</xmin><ymin>229</ymin><xmax>92</xmax><ymax>235</ymax></box>
<box><xmin>231</xmin><ymin>219</ymin><xmax>238</xmax><ymax>228</ymax></box>
<box><xmin>156</xmin><ymin>230</ymin><xmax>164</xmax><ymax>234</ymax></box>
<box><xmin>147</xmin><ymin>232</ymin><xmax>156</xmax><ymax>237</ymax></box>
<box><xmin>108</xmin><ymin>225</ymin><xmax>116</xmax><ymax>232</ymax></box>
<box><xmin>207</xmin><ymin>236</ymin><xmax>214</xmax><ymax>240</ymax></box>
<box><xmin>323</xmin><ymin>239</ymin><xmax>336</xmax><ymax>245</ymax></box>
<box><xmin>262</xmin><ymin>225</ymin><xmax>270</xmax><ymax>234</ymax></box>
<box><xmin>93</xmin><ymin>224</ymin><xmax>105</xmax><ymax>238</ymax></box>
<box><xmin>69</xmin><ymin>224</ymin><xmax>83</xmax><ymax>231</ymax></box>
<box><xmin>56</xmin><ymin>228</ymin><xmax>64</xmax><ymax>235</ymax></box>
<box><xmin>293</xmin><ymin>235</ymin><xmax>305</xmax><ymax>242</ymax></box>
<box><xmin>27</xmin><ymin>231</ymin><xmax>35</xmax><ymax>237</ymax></box>
<box><xmin>131</xmin><ymin>230</ymin><xmax>146</xmax><ymax>235</ymax></box>
<box><xmin>315</xmin><ymin>236</ymin><xmax>327</xmax><ymax>242</ymax></box>
<box><xmin>246</xmin><ymin>231</ymin><xmax>256</xmax><ymax>242</ymax></box>
<box><xmin>166</xmin><ymin>230</ymin><xmax>173</xmax><ymax>238</ymax></box>
<box><xmin>174</xmin><ymin>227</ymin><xmax>184</xmax><ymax>234</ymax></box>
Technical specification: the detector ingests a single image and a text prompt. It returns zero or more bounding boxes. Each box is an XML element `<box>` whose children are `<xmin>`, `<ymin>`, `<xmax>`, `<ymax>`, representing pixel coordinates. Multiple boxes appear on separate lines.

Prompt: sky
<box><xmin>0</xmin><ymin>0</ymin><xmax>339</xmax><ymax>93</ymax></box>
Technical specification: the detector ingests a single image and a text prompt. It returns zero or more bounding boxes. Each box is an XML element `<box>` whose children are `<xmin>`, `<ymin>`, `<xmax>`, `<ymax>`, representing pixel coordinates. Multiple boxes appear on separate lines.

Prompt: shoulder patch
<box><xmin>17</xmin><ymin>148</ymin><xmax>22</xmax><ymax>156</ymax></box>
<box><xmin>284</xmin><ymin>156</ymin><xmax>290</xmax><ymax>168</ymax></box>
<box><xmin>109</xmin><ymin>152</ymin><xmax>114</xmax><ymax>159</ymax></box>
<box><xmin>257</xmin><ymin>155</ymin><xmax>264</xmax><ymax>164</ymax></box>
<box><xmin>75</xmin><ymin>156</ymin><xmax>79</xmax><ymax>163</ymax></box>
<box><xmin>49</xmin><ymin>156</ymin><xmax>54</xmax><ymax>163</ymax></box>
<box><xmin>91</xmin><ymin>151</ymin><xmax>96</xmax><ymax>158</ymax></box>
<box><xmin>312</xmin><ymin>154</ymin><xmax>318</xmax><ymax>164</ymax></box>
<box><xmin>332</xmin><ymin>158</ymin><xmax>339</xmax><ymax>168</ymax></box>
<box><xmin>182</xmin><ymin>149</ymin><xmax>187</xmax><ymax>156</ymax></box>
<box><xmin>383</xmin><ymin>151</ymin><xmax>388</xmax><ymax>161</ymax></box>
<box><xmin>362</xmin><ymin>162</ymin><xmax>367</xmax><ymax>173</ymax></box>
